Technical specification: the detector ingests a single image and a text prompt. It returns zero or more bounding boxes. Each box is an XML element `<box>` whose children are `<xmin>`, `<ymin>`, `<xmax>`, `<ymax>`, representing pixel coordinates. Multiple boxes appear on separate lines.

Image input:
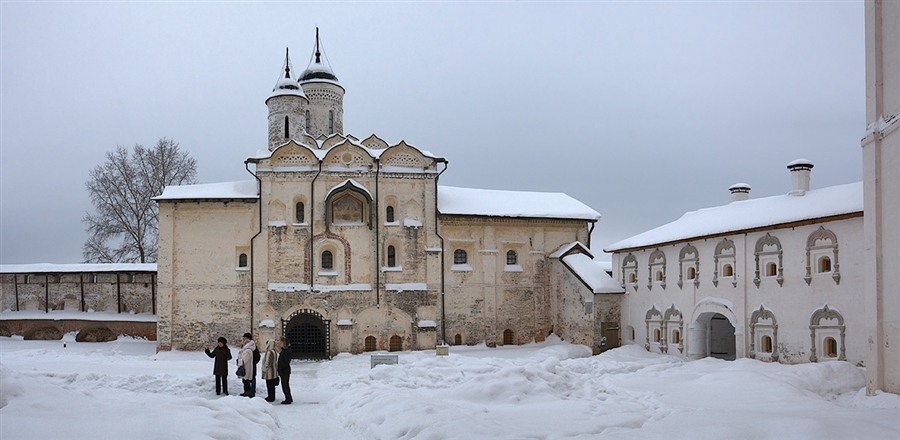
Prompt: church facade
<box><xmin>154</xmin><ymin>37</ymin><xmax>621</xmax><ymax>357</ymax></box>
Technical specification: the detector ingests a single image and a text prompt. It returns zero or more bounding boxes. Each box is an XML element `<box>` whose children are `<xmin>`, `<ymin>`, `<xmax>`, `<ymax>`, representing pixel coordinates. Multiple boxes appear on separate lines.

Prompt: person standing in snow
<box><xmin>204</xmin><ymin>336</ymin><xmax>232</xmax><ymax>395</ymax></box>
<box><xmin>276</xmin><ymin>336</ymin><xmax>293</xmax><ymax>404</ymax></box>
<box><xmin>261</xmin><ymin>339</ymin><xmax>279</xmax><ymax>402</ymax></box>
<box><xmin>237</xmin><ymin>332</ymin><xmax>256</xmax><ymax>397</ymax></box>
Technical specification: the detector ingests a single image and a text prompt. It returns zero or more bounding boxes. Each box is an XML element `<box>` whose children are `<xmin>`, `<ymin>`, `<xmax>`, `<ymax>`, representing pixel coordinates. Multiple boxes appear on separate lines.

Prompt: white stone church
<box><xmin>154</xmin><ymin>34</ymin><xmax>622</xmax><ymax>358</ymax></box>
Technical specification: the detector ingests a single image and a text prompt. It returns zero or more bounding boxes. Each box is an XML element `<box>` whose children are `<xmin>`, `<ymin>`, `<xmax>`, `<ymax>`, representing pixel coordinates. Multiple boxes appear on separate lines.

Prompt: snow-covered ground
<box><xmin>1</xmin><ymin>334</ymin><xmax>898</xmax><ymax>439</ymax></box>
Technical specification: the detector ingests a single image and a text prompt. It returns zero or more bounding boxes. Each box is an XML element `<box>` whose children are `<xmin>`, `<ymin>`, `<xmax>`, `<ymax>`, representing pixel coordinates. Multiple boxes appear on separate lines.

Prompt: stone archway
<box><xmin>688</xmin><ymin>299</ymin><xmax>740</xmax><ymax>360</ymax></box>
<box><xmin>283</xmin><ymin>309</ymin><xmax>331</xmax><ymax>360</ymax></box>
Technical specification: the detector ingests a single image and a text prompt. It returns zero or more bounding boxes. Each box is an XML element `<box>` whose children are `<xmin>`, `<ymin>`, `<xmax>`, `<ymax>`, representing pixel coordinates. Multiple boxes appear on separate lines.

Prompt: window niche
<box><xmin>451</xmin><ymin>248</ymin><xmax>472</xmax><ymax>272</ymax></box>
<box><xmin>647</xmin><ymin>249</ymin><xmax>666</xmax><ymax>290</ymax></box>
<box><xmin>713</xmin><ymin>238</ymin><xmax>737</xmax><ymax>288</ymax></box>
<box><xmin>749</xmin><ymin>305</ymin><xmax>778</xmax><ymax>361</ymax></box>
<box><xmin>294</xmin><ymin>200</ymin><xmax>306</xmax><ymax>224</ymax></box>
<box><xmin>809</xmin><ymin>304</ymin><xmax>845</xmax><ymax>362</ymax></box>
<box><xmin>663</xmin><ymin>304</ymin><xmax>683</xmax><ymax>354</ymax></box>
<box><xmin>754</xmin><ymin>233</ymin><xmax>784</xmax><ymax>288</ymax></box>
<box><xmin>504</xmin><ymin>249</ymin><xmax>523</xmax><ymax>272</ymax></box>
<box><xmin>678</xmin><ymin>244</ymin><xmax>699</xmax><ymax>289</ymax></box>
<box><xmin>621</xmin><ymin>253</ymin><xmax>638</xmax><ymax>290</ymax></box>
<box><xmin>645</xmin><ymin>306</ymin><xmax>663</xmax><ymax>351</ymax></box>
<box><xmin>805</xmin><ymin>226</ymin><xmax>840</xmax><ymax>285</ymax></box>
<box><xmin>325</xmin><ymin>181</ymin><xmax>372</xmax><ymax>228</ymax></box>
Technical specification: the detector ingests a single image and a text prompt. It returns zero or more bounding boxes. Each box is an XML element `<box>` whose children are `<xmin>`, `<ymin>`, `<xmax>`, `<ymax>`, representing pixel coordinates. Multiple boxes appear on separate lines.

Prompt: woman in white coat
<box><xmin>237</xmin><ymin>332</ymin><xmax>256</xmax><ymax>397</ymax></box>
<box><xmin>261</xmin><ymin>339</ymin><xmax>279</xmax><ymax>402</ymax></box>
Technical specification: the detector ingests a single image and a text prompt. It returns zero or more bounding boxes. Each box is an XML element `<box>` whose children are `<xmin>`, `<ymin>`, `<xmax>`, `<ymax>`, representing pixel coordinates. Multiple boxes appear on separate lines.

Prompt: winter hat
<box><xmin>243</xmin><ymin>332</ymin><xmax>253</xmax><ymax>340</ymax></box>
<box><xmin>217</xmin><ymin>337</ymin><xmax>227</xmax><ymax>345</ymax></box>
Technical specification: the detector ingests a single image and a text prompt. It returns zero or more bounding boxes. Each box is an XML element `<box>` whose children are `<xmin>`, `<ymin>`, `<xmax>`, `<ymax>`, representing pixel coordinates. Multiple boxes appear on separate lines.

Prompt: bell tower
<box><xmin>266</xmin><ymin>48</ymin><xmax>308</xmax><ymax>151</ymax></box>
<box><xmin>299</xmin><ymin>28</ymin><xmax>345</xmax><ymax>138</ymax></box>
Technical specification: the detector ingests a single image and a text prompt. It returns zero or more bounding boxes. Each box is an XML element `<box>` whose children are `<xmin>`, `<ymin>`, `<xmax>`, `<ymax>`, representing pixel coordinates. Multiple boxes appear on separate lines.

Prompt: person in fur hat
<box><xmin>237</xmin><ymin>333</ymin><xmax>257</xmax><ymax>397</ymax></box>
<box><xmin>261</xmin><ymin>339</ymin><xmax>279</xmax><ymax>402</ymax></box>
<box><xmin>204</xmin><ymin>337</ymin><xmax>232</xmax><ymax>395</ymax></box>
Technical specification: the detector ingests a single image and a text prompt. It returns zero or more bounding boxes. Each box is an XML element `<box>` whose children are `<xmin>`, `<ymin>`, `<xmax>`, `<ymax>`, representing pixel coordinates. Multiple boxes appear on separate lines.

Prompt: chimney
<box><xmin>729</xmin><ymin>183</ymin><xmax>751</xmax><ymax>202</ymax></box>
<box><xmin>787</xmin><ymin>159</ymin><xmax>814</xmax><ymax>196</ymax></box>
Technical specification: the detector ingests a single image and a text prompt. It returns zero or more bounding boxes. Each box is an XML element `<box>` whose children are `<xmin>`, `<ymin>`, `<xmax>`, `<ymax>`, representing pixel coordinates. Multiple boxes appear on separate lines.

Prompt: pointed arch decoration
<box><xmin>677</xmin><ymin>244</ymin><xmax>700</xmax><ymax>289</ymax></box>
<box><xmin>663</xmin><ymin>304</ymin><xmax>684</xmax><ymax>354</ymax></box>
<box><xmin>805</xmin><ymin>226</ymin><xmax>840</xmax><ymax>285</ymax></box>
<box><xmin>713</xmin><ymin>238</ymin><xmax>737</xmax><ymax>288</ymax></box>
<box><xmin>809</xmin><ymin>304</ymin><xmax>846</xmax><ymax>362</ymax></box>
<box><xmin>754</xmin><ymin>233</ymin><xmax>784</xmax><ymax>288</ymax></box>
<box><xmin>621</xmin><ymin>253</ymin><xmax>638</xmax><ymax>290</ymax></box>
<box><xmin>647</xmin><ymin>249</ymin><xmax>666</xmax><ymax>290</ymax></box>
<box><xmin>749</xmin><ymin>305</ymin><xmax>779</xmax><ymax>361</ymax></box>
<box><xmin>645</xmin><ymin>305</ymin><xmax>663</xmax><ymax>350</ymax></box>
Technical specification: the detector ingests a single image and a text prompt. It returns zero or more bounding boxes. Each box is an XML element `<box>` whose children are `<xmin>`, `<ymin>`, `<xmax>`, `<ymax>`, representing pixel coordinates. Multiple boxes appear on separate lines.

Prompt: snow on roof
<box><xmin>249</xmin><ymin>137</ymin><xmax>444</xmax><ymax>163</ymax></box>
<box><xmin>154</xmin><ymin>180</ymin><xmax>258</xmax><ymax>201</ymax></box>
<box><xmin>0</xmin><ymin>263</ymin><xmax>157</xmax><ymax>274</ymax></box>
<box><xmin>561</xmin><ymin>253</ymin><xmax>624</xmax><ymax>294</ymax></box>
<box><xmin>605</xmin><ymin>181</ymin><xmax>862</xmax><ymax>252</ymax></box>
<box><xmin>438</xmin><ymin>186</ymin><xmax>601</xmax><ymax>221</ymax></box>
<box><xmin>268</xmin><ymin>76</ymin><xmax>307</xmax><ymax>101</ymax></box>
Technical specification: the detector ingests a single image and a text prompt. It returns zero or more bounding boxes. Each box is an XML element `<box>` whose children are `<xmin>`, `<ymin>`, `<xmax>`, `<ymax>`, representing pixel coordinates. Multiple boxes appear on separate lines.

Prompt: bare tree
<box><xmin>83</xmin><ymin>138</ymin><xmax>197</xmax><ymax>263</ymax></box>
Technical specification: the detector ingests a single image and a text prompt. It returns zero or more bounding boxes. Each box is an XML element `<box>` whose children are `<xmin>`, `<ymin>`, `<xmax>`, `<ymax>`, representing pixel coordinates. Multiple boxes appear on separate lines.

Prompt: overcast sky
<box><xmin>0</xmin><ymin>2</ymin><xmax>865</xmax><ymax>264</ymax></box>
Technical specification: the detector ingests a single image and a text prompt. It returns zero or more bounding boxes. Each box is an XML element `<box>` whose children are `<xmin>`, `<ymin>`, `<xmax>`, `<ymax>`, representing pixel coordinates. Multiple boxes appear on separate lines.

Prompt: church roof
<box><xmin>268</xmin><ymin>48</ymin><xmax>307</xmax><ymax>101</ymax></box>
<box><xmin>299</xmin><ymin>28</ymin><xmax>340</xmax><ymax>87</ymax></box>
<box><xmin>604</xmin><ymin>181</ymin><xmax>863</xmax><ymax>252</ymax></box>
<box><xmin>438</xmin><ymin>186</ymin><xmax>601</xmax><ymax>221</ymax></box>
<box><xmin>154</xmin><ymin>180</ymin><xmax>258</xmax><ymax>201</ymax></box>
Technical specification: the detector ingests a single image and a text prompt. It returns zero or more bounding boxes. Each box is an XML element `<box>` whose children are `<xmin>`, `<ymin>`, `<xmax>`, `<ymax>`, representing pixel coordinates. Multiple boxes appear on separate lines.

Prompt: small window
<box><xmin>295</xmin><ymin>202</ymin><xmax>305</xmax><ymax>223</ymax></box>
<box><xmin>503</xmin><ymin>329</ymin><xmax>514</xmax><ymax>345</ymax></box>
<box><xmin>305</xmin><ymin>110</ymin><xmax>310</xmax><ymax>132</ymax></box>
<box><xmin>454</xmin><ymin>334</ymin><xmax>462</xmax><ymax>345</ymax></box>
<box><xmin>387</xmin><ymin>246</ymin><xmax>396</xmax><ymax>267</ymax></box>
<box><xmin>723</xmin><ymin>264</ymin><xmax>734</xmax><ymax>277</ymax></box>
<box><xmin>454</xmin><ymin>249</ymin><xmax>467</xmax><ymax>265</ymax></box>
<box><xmin>284</xmin><ymin>116</ymin><xmax>290</xmax><ymax>138</ymax></box>
<box><xmin>389</xmin><ymin>335</ymin><xmax>402</xmax><ymax>352</ymax></box>
<box><xmin>628</xmin><ymin>272</ymin><xmax>637</xmax><ymax>283</ymax></box>
<box><xmin>672</xmin><ymin>330</ymin><xmax>681</xmax><ymax>344</ymax></box>
<box><xmin>322</xmin><ymin>250</ymin><xmax>333</xmax><ymax>270</ymax></box>
<box><xmin>655</xmin><ymin>271</ymin><xmax>663</xmax><ymax>282</ymax></box>
<box><xmin>328</xmin><ymin>111</ymin><xmax>334</xmax><ymax>134</ymax></box>
<box><xmin>818</xmin><ymin>256</ymin><xmax>832</xmax><ymax>273</ymax></box>
<box><xmin>686</xmin><ymin>267</ymin><xmax>696</xmax><ymax>280</ymax></box>
<box><xmin>630</xmin><ymin>327</ymin><xmax>636</xmax><ymax>340</ymax></box>
<box><xmin>654</xmin><ymin>329</ymin><xmax>661</xmax><ymax>343</ymax></box>
<box><xmin>825</xmin><ymin>337</ymin><xmax>838</xmax><ymax>358</ymax></box>
<box><xmin>238</xmin><ymin>253</ymin><xmax>248</xmax><ymax>268</ymax></box>
<box><xmin>766</xmin><ymin>262</ymin><xmax>777</xmax><ymax>277</ymax></box>
<box><xmin>386</xmin><ymin>206</ymin><xmax>395</xmax><ymax>223</ymax></box>
<box><xmin>762</xmin><ymin>335</ymin><xmax>773</xmax><ymax>353</ymax></box>
<box><xmin>506</xmin><ymin>250</ymin><xmax>517</xmax><ymax>265</ymax></box>
<box><xmin>364</xmin><ymin>336</ymin><xmax>376</xmax><ymax>352</ymax></box>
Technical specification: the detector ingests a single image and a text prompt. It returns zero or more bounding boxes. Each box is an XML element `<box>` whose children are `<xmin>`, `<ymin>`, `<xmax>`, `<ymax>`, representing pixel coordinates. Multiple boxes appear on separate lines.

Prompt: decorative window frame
<box><xmin>647</xmin><ymin>249</ymin><xmax>667</xmax><ymax>290</ymax></box>
<box><xmin>805</xmin><ymin>226</ymin><xmax>840</xmax><ymax>285</ymax></box>
<box><xmin>749</xmin><ymin>305</ymin><xmax>779</xmax><ymax>361</ymax></box>
<box><xmin>678</xmin><ymin>244</ymin><xmax>700</xmax><ymax>289</ymax></box>
<box><xmin>809</xmin><ymin>304</ymin><xmax>846</xmax><ymax>362</ymax></box>
<box><xmin>324</xmin><ymin>181</ymin><xmax>373</xmax><ymax>228</ymax></box>
<box><xmin>663</xmin><ymin>304</ymin><xmax>684</xmax><ymax>354</ymax></box>
<box><xmin>712</xmin><ymin>238</ymin><xmax>737</xmax><ymax>288</ymax></box>
<box><xmin>621</xmin><ymin>253</ymin><xmax>638</xmax><ymax>290</ymax></box>
<box><xmin>645</xmin><ymin>306</ymin><xmax>663</xmax><ymax>351</ymax></box>
<box><xmin>754</xmin><ymin>233</ymin><xmax>784</xmax><ymax>288</ymax></box>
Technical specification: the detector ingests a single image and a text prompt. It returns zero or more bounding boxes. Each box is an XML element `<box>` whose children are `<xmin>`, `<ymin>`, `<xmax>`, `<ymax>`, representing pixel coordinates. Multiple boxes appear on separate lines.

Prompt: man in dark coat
<box><xmin>276</xmin><ymin>336</ymin><xmax>293</xmax><ymax>404</ymax></box>
<box><xmin>204</xmin><ymin>337</ymin><xmax>233</xmax><ymax>395</ymax></box>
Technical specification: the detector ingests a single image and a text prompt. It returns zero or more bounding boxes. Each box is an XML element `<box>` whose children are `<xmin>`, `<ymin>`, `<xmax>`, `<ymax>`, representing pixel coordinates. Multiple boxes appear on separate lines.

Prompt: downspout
<box><xmin>14</xmin><ymin>273</ymin><xmax>19</xmax><ymax>311</ymax></box>
<box><xmin>434</xmin><ymin>160</ymin><xmax>448</xmax><ymax>344</ymax></box>
<box><xmin>375</xmin><ymin>158</ymin><xmax>380</xmax><ymax>307</ymax></box>
<box><xmin>80</xmin><ymin>273</ymin><xmax>85</xmax><ymax>312</ymax></box>
<box><xmin>245</xmin><ymin>161</ymin><xmax>263</xmax><ymax>334</ymax></box>
<box><xmin>45</xmin><ymin>274</ymin><xmax>49</xmax><ymax>313</ymax></box>
<box><xmin>116</xmin><ymin>273</ymin><xmax>121</xmax><ymax>313</ymax></box>
<box><xmin>310</xmin><ymin>160</ymin><xmax>324</xmax><ymax>293</ymax></box>
<box><xmin>588</xmin><ymin>221</ymin><xmax>596</xmax><ymax>249</ymax></box>
<box><xmin>151</xmin><ymin>273</ymin><xmax>156</xmax><ymax>315</ymax></box>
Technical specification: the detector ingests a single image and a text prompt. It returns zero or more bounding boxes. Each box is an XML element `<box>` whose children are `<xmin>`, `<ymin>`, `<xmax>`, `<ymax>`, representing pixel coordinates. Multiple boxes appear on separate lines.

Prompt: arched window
<box><xmin>284</xmin><ymin>116</ymin><xmax>290</xmax><ymax>138</ymax></box>
<box><xmin>723</xmin><ymin>264</ymin><xmax>734</xmax><ymax>277</ymax></box>
<box><xmin>295</xmin><ymin>202</ymin><xmax>304</xmax><ymax>223</ymax></box>
<box><xmin>364</xmin><ymin>336</ymin><xmax>376</xmax><ymax>352</ymax></box>
<box><xmin>687</xmin><ymin>267</ymin><xmax>696</xmax><ymax>280</ymax></box>
<box><xmin>672</xmin><ymin>329</ymin><xmax>681</xmax><ymax>344</ymax></box>
<box><xmin>818</xmin><ymin>256</ymin><xmax>832</xmax><ymax>273</ymax></box>
<box><xmin>762</xmin><ymin>335</ymin><xmax>773</xmax><ymax>353</ymax></box>
<box><xmin>454</xmin><ymin>249</ymin><xmax>467</xmax><ymax>265</ymax></box>
<box><xmin>386</xmin><ymin>206</ymin><xmax>395</xmax><ymax>223</ymax></box>
<box><xmin>328</xmin><ymin>111</ymin><xmax>334</xmax><ymax>134</ymax></box>
<box><xmin>387</xmin><ymin>245</ymin><xmax>396</xmax><ymax>267</ymax></box>
<box><xmin>629</xmin><ymin>272</ymin><xmax>637</xmax><ymax>283</ymax></box>
<box><xmin>825</xmin><ymin>337</ymin><xmax>838</xmax><ymax>358</ymax></box>
<box><xmin>238</xmin><ymin>253</ymin><xmax>248</xmax><ymax>268</ymax></box>
<box><xmin>305</xmin><ymin>110</ymin><xmax>310</xmax><ymax>132</ymax></box>
<box><xmin>630</xmin><ymin>326</ymin><xmax>635</xmax><ymax>340</ymax></box>
<box><xmin>389</xmin><ymin>335</ymin><xmax>402</xmax><ymax>352</ymax></box>
<box><xmin>503</xmin><ymin>329</ymin><xmax>514</xmax><ymax>345</ymax></box>
<box><xmin>656</xmin><ymin>271</ymin><xmax>663</xmax><ymax>281</ymax></box>
<box><xmin>454</xmin><ymin>334</ymin><xmax>462</xmax><ymax>345</ymax></box>
<box><xmin>506</xmin><ymin>250</ymin><xmax>517</xmax><ymax>265</ymax></box>
<box><xmin>766</xmin><ymin>262</ymin><xmax>777</xmax><ymax>277</ymax></box>
<box><xmin>654</xmin><ymin>328</ymin><xmax>661</xmax><ymax>343</ymax></box>
<box><xmin>321</xmin><ymin>251</ymin><xmax>333</xmax><ymax>270</ymax></box>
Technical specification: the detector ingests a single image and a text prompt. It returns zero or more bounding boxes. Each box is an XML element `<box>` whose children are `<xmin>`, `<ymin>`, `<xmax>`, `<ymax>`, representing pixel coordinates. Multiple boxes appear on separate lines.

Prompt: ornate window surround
<box><xmin>754</xmin><ymin>233</ymin><xmax>784</xmax><ymax>288</ymax></box>
<box><xmin>805</xmin><ymin>226</ymin><xmax>841</xmax><ymax>285</ymax></box>
<box><xmin>647</xmin><ymin>249</ymin><xmax>666</xmax><ymax>290</ymax></box>
<box><xmin>644</xmin><ymin>306</ymin><xmax>663</xmax><ymax>351</ymax></box>
<box><xmin>712</xmin><ymin>238</ymin><xmax>737</xmax><ymax>288</ymax></box>
<box><xmin>809</xmin><ymin>304</ymin><xmax>846</xmax><ymax>362</ymax></box>
<box><xmin>677</xmin><ymin>244</ymin><xmax>700</xmax><ymax>289</ymax></box>
<box><xmin>621</xmin><ymin>253</ymin><xmax>638</xmax><ymax>290</ymax></box>
<box><xmin>663</xmin><ymin>304</ymin><xmax>683</xmax><ymax>354</ymax></box>
<box><xmin>749</xmin><ymin>305</ymin><xmax>779</xmax><ymax>361</ymax></box>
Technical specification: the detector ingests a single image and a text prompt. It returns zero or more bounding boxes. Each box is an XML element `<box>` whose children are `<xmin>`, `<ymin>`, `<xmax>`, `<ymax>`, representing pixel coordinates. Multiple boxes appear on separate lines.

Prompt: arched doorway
<box><xmin>690</xmin><ymin>312</ymin><xmax>736</xmax><ymax>360</ymax></box>
<box><xmin>283</xmin><ymin>309</ymin><xmax>331</xmax><ymax>360</ymax></box>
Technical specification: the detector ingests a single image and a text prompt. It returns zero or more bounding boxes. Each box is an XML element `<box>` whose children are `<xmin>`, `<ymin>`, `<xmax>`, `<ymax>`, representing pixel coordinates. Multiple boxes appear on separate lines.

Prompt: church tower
<box><xmin>298</xmin><ymin>28</ymin><xmax>344</xmax><ymax>138</ymax></box>
<box><xmin>266</xmin><ymin>48</ymin><xmax>308</xmax><ymax>151</ymax></box>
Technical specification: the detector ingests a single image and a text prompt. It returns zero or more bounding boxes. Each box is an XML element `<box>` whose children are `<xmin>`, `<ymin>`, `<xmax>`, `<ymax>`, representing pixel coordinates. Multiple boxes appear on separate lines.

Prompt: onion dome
<box><xmin>268</xmin><ymin>48</ymin><xmax>307</xmax><ymax>101</ymax></box>
<box><xmin>299</xmin><ymin>28</ymin><xmax>340</xmax><ymax>85</ymax></box>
